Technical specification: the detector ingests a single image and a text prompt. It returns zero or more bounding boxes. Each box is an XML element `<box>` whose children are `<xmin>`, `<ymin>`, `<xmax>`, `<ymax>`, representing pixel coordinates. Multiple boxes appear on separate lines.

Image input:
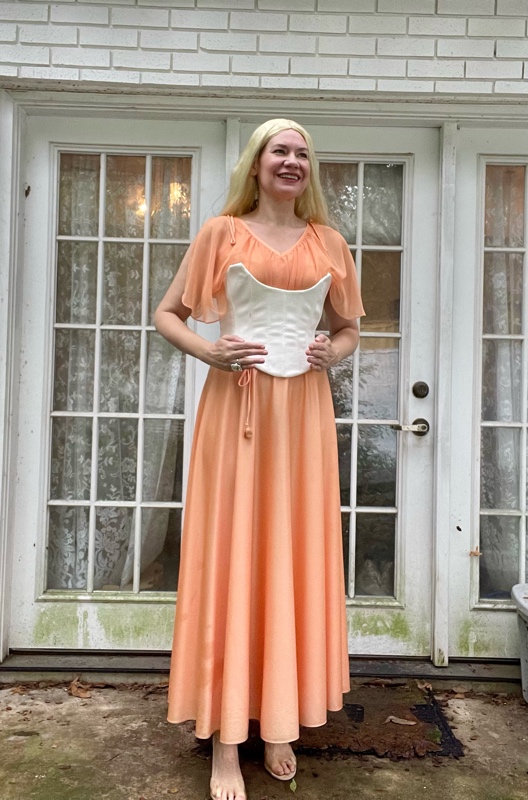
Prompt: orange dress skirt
<box><xmin>167</xmin><ymin>217</ymin><xmax>364</xmax><ymax>744</ymax></box>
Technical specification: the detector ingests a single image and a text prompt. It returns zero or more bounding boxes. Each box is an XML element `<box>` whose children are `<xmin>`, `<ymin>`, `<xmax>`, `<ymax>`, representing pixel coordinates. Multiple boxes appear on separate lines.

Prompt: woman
<box><xmin>155</xmin><ymin>119</ymin><xmax>364</xmax><ymax>800</ymax></box>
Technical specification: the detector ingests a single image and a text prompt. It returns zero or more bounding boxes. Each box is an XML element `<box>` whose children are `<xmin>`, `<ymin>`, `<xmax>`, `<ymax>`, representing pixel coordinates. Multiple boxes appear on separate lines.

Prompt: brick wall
<box><xmin>1</xmin><ymin>0</ymin><xmax>528</xmax><ymax>96</ymax></box>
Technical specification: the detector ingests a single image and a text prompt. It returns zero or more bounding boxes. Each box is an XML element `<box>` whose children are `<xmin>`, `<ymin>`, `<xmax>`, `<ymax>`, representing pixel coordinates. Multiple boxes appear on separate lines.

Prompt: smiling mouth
<box><xmin>277</xmin><ymin>173</ymin><xmax>300</xmax><ymax>181</ymax></box>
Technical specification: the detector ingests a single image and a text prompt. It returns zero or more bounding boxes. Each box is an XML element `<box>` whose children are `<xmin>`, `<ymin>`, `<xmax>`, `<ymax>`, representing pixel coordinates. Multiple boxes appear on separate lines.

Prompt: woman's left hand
<box><xmin>306</xmin><ymin>334</ymin><xmax>338</xmax><ymax>371</ymax></box>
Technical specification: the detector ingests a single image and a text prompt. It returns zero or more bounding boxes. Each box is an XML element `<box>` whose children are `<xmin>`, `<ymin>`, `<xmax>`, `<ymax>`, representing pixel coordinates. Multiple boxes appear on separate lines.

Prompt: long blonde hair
<box><xmin>221</xmin><ymin>118</ymin><xmax>329</xmax><ymax>225</ymax></box>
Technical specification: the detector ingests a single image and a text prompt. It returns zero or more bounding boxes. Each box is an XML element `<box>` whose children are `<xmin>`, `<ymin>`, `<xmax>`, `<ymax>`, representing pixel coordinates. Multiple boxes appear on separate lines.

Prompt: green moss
<box><xmin>33</xmin><ymin>605</ymin><xmax>83</xmax><ymax>647</ymax></box>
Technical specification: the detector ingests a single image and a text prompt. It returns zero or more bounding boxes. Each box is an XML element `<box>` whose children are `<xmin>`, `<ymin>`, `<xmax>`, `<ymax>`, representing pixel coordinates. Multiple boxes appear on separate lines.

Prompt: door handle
<box><xmin>390</xmin><ymin>418</ymin><xmax>429</xmax><ymax>436</ymax></box>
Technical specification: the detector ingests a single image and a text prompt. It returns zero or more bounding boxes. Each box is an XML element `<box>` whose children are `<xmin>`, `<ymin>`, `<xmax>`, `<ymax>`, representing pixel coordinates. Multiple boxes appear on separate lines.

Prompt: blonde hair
<box><xmin>221</xmin><ymin>118</ymin><xmax>329</xmax><ymax>225</ymax></box>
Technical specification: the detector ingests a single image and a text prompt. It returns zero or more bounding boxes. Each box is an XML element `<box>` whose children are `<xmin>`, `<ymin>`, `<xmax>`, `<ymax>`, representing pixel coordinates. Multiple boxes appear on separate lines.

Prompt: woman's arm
<box><xmin>306</xmin><ymin>296</ymin><xmax>360</xmax><ymax>372</ymax></box>
<box><xmin>153</xmin><ymin>261</ymin><xmax>267</xmax><ymax>372</ymax></box>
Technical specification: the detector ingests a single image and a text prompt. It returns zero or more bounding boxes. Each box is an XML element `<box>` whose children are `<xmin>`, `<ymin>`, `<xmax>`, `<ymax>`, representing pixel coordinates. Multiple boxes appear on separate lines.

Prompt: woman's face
<box><xmin>252</xmin><ymin>129</ymin><xmax>310</xmax><ymax>203</ymax></box>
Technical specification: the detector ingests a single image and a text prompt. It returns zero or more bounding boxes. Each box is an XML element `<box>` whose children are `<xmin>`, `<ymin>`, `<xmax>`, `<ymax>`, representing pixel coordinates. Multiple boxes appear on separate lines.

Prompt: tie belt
<box><xmin>237</xmin><ymin>368</ymin><xmax>255</xmax><ymax>439</ymax></box>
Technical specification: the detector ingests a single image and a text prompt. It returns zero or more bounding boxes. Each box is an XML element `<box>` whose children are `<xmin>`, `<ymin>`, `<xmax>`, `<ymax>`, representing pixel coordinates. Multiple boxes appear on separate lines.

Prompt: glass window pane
<box><xmin>357</xmin><ymin>425</ymin><xmax>397</xmax><ymax>507</ymax></box>
<box><xmin>97</xmin><ymin>419</ymin><xmax>137</xmax><ymax>501</ymax></box>
<box><xmin>481</xmin><ymin>339</ymin><xmax>522</xmax><ymax>422</ymax></box>
<box><xmin>355</xmin><ymin>513</ymin><xmax>395</xmax><ymax>597</ymax></box>
<box><xmin>140</xmin><ymin>507</ymin><xmax>182</xmax><ymax>592</ymax></box>
<box><xmin>58</xmin><ymin>153</ymin><xmax>100</xmax><ymax>237</ymax></box>
<box><xmin>47</xmin><ymin>506</ymin><xmax>89</xmax><ymax>590</ymax></box>
<box><xmin>53</xmin><ymin>329</ymin><xmax>95</xmax><ymax>412</ymax></box>
<box><xmin>485</xmin><ymin>165</ymin><xmax>525</xmax><ymax>248</ymax></box>
<box><xmin>342</xmin><ymin>512</ymin><xmax>350</xmax><ymax>595</ymax></box>
<box><xmin>100</xmin><ymin>331</ymin><xmax>141</xmax><ymax>414</ymax></box>
<box><xmin>336</xmin><ymin>423</ymin><xmax>352</xmax><ymax>506</ymax></box>
<box><xmin>143</xmin><ymin>419</ymin><xmax>184</xmax><ymax>503</ymax></box>
<box><xmin>480</xmin><ymin>427</ymin><xmax>520</xmax><ymax>510</ymax></box>
<box><xmin>483</xmin><ymin>252</ymin><xmax>523</xmax><ymax>336</ymax></box>
<box><xmin>319</xmin><ymin>161</ymin><xmax>358</xmax><ymax>245</ymax></box>
<box><xmin>480</xmin><ymin>515</ymin><xmax>519</xmax><ymax>600</ymax></box>
<box><xmin>94</xmin><ymin>506</ymin><xmax>135</xmax><ymax>590</ymax></box>
<box><xmin>149</xmin><ymin>244</ymin><xmax>188</xmax><ymax>324</ymax></box>
<box><xmin>56</xmin><ymin>241</ymin><xmax>98</xmax><ymax>324</ymax></box>
<box><xmin>145</xmin><ymin>333</ymin><xmax>186</xmax><ymax>415</ymax></box>
<box><xmin>363</xmin><ymin>163</ymin><xmax>403</xmax><ymax>246</ymax></box>
<box><xmin>50</xmin><ymin>417</ymin><xmax>92</xmax><ymax>500</ymax></box>
<box><xmin>358</xmin><ymin>338</ymin><xmax>399</xmax><ymax>420</ymax></box>
<box><xmin>329</xmin><ymin>354</ymin><xmax>354</xmax><ymax>418</ymax></box>
<box><xmin>105</xmin><ymin>155</ymin><xmax>146</xmax><ymax>238</ymax></box>
<box><xmin>361</xmin><ymin>251</ymin><xmax>401</xmax><ymax>333</ymax></box>
<box><xmin>102</xmin><ymin>243</ymin><xmax>143</xmax><ymax>325</ymax></box>
<box><xmin>151</xmin><ymin>157</ymin><xmax>191</xmax><ymax>239</ymax></box>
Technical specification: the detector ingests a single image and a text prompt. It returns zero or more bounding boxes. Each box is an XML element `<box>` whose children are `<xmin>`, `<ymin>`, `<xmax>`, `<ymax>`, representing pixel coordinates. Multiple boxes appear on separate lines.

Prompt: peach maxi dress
<box><xmin>167</xmin><ymin>215</ymin><xmax>364</xmax><ymax>745</ymax></box>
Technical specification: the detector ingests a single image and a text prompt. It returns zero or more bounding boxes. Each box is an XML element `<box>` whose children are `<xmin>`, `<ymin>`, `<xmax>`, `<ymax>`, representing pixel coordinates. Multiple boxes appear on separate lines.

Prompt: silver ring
<box><xmin>230</xmin><ymin>359</ymin><xmax>243</xmax><ymax>372</ymax></box>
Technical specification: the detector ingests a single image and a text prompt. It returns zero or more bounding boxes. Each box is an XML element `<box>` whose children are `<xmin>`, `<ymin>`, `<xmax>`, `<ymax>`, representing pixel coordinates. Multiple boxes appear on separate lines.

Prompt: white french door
<box><xmin>243</xmin><ymin>124</ymin><xmax>440</xmax><ymax>657</ymax></box>
<box><xmin>8</xmin><ymin>115</ymin><xmax>225</xmax><ymax>650</ymax></box>
<box><xmin>450</xmin><ymin>128</ymin><xmax>528</xmax><ymax>659</ymax></box>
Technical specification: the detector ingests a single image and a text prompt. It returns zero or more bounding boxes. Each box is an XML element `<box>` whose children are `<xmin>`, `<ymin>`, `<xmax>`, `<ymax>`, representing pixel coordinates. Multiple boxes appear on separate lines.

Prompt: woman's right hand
<box><xmin>205</xmin><ymin>335</ymin><xmax>267</xmax><ymax>372</ymax></box>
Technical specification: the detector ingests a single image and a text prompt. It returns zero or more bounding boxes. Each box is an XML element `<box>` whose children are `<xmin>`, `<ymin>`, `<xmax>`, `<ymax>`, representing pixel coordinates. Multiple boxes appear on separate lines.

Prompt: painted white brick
<box><xmin>138</xmin><ymin>0</ymin><xmax>193</xmax><ymax>3</ymax></box>
<box><xmin>259</xmin><ymin>0</ymin><xmax>314</xmax><ymax>9</ymax></box>
<box><xmin>80</xmin><ymin>28</ymin><xmax>138</xmax><ymax>48</ymax></box>
<box><xmin>0</xmin><ymin>44</ymin><xmax>49</xmax><ymax>65</ymax></box>
<box><xmin>0</xmin><ymin>4</ymin><xmax>47</xmax><ymax>22</ymax></box>
<box><xmin>19</xmin><ymin>25</ymin><xmax>77</xmax><ymax>45</ymax></box>
<box><xmin>172</xmin><ymin>10</ymin><xmax>228</xmax><ymax>29</ymax></box>
<box><xmin>378</xmin><ymin>78</ymin><xmax>435</xmax><ymax>91</ymax></box>
<box><xmin>496</xmin><ymin>40</ymin><xmax>528</xmax><ymax>57</ymax></box>
<box><xmin>261</xmin><ymin>75</ymin><xmax>317</xmax><ymax>88</ymax></box>
<box><xmin>319</xmin><ymin>36</ymin><xmax>375</xmax><ymax>55</ymax></box>
<box><xmin>52</xmin><ymin>47</ymin><xmax>110</xmax><ymax>68</ymax></box>
<box><xmin>435</xmin><ymin>79</ymin><xmax>493</xmax><ymax>92</ymax></box>
<box><xmin>19</xmin><ymin>66</ymin><xmax>79</xmax><ymax>80</ymax></box>
<box><xmin>112</xmin><ymin>8</ymin><xmax>169</xmax><ymax>28</ymax></box>
<box><xmin>141</xmin><ymin>31</ymin><xmax>197</xmax><ymax>50</ymax></box>
<box><xmin>201</xmin><ymin>32</ymin><xmax>257</xmax><ymax>51</ymax></box>
<box><xmin>198</xmin><ymin>0</ymin><xmax>253</xmax><ymax>6</ymax></box>
<box><xmin>289</xmin><ymin>14</ymin><xmax>346</xmax><ymax>33</ymax></box>
<box><xmin>0</xmin><ymin>24</ymin><xmax>16</xmax><ymax>43</ymax></box>
<box><xmin>202</xmin><ymin>74</ymin><xmax>259</xmax><ymax>86</ymax></box>
<box><xmin>438</xmin><ymin>0</ymin><xmax>494</xmax><ymax>12</ymax></box>
<box><xmin>231</xmin><ymin>12</ymin><xmax>286</xmax><ymax>31</ymax></box>
<box><xmin>438</xmin><ymin>39</ymin><xmax>494</xmax><ymax>58</ymax></box>
<box><xmin>173</xmin><ymin>52</ymin><xmax>229</xmax><ymax>71</ymax></box>
<box><xmin>349</xmin><ymin>57</ymin><xmax>406</xmax><ymax>76</ymax></box>
<box><xmin>0</xmin><ymin>65</ymin><xmax>17</xmax><ymax>76</ymax></box>
<box><xmin>408</xmin><ymin>59</ymin><xmax>464</xmax><ymax>78</ymax></box>
<box><xmin>51</xmin><ymin>4</ymin><xmax>109</xmax><ymax>25</ymax></box>
<box><xmin>348</xmin><ymin>16</ymin><xmax>407</xmax><ymax>34</ymax></box>
<box><xmin>319</xmin><ymin>76</ymin><xmax>376</xmax><ymax>90</ymax></box>
<box><xmin>80</xmin><ymin>69</ymin><xmax>140</xmax><ymax>83</ymax></box>
<box><xmin>318</xmin><ymin>0</ymin><xmax>375</xmax><ymax>10</ymax></box>
<box><xmin>408</xmin><ymin>17</ymin><xmax>466</xmax><ymax>36</ymax></box>
<box><xmin>496</xmin><ymin>0</ymin><xmax>528</xmax><ymax>13</ymax></box>
<box><xmin>113</xmin><ymin>50</ymin><xmax>170</xmax><ymax>70</ymax></box>
<box><xmin>259</xmin><ymin>34</ymin><xmax>316</xmax><ymax>53</ymax></box>
<box><xmin>141</xmin><ymin>72</ymin><xmax>200</xmax><ymax>86</ymax></box>
<box><xmin>232</xmin><ymin>54</ymin><xmax>288</xmax><ymax>72</ymax></box>
<box><xmin>377</xmin><ymin>37</ymin><xmax>434</xmax><ymax>57</ymax></box>
<box><xmin>291</xmin><ymin>56</ymin><xmax>347</xmax><ymax>74</ymax></box>
<box><xmin>466</xmin><ymin>59</ymin><xmax>522</xmax><ymax>78</ymax></box>
<box><xmin>496</xmin><ymin>80</ymin><xmax>528</xmax><ymax>92</ymax></box>
<box><xmin>468</xmin><ymin>18</ymin><xmax>526</xmax><ymax>36</ymax></box>
<box><xmin>379</xmin><ymin>0</ymin><xmax>434</xmax><ymax>11</ymax></box>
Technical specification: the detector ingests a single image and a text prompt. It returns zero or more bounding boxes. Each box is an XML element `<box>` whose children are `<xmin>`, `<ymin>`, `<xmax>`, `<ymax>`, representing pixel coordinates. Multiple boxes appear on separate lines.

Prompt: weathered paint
<box><xmin>347</xmin><ymin>609</ymin><xmax>430</xmax><ymax>656</ymax></box>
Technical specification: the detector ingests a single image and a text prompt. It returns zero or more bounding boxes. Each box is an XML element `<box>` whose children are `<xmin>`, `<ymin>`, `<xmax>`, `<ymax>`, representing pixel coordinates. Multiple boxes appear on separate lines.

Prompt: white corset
<box><xmin>220</xmin><ymin>263</ymin><xmax>332</xmax><ymax>378</ymax></box>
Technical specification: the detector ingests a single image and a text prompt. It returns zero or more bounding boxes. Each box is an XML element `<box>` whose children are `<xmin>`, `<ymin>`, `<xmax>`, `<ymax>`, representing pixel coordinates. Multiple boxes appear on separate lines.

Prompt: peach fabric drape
<box><xmin>167</xmin><ymin>216</ymin><xmax>364</xmax><ymax>744</ymax></box>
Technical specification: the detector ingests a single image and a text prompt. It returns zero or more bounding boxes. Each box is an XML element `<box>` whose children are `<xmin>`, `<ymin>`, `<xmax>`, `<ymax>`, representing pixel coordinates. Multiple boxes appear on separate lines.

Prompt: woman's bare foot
<box><xmin>210</xmin><ymin>732</ymin><xmax>246</xmax><ymax>800</ymax></box>
<box><xmin>264</xmin><ymin>742</ymin><xmax>297</xmax><ymax>781</ymax></box>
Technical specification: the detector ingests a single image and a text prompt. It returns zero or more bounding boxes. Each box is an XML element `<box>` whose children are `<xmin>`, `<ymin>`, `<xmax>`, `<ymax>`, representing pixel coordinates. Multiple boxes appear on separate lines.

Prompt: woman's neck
<box><xmin>245</xmin><ymin>196</ymin><xmax>303</xmax><ymax>228</ymax></box>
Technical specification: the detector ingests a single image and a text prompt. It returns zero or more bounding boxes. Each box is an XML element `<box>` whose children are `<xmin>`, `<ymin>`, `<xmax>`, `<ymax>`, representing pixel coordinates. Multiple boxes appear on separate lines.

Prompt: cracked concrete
<box><xmin>1</xmin><ymin>680</ymin><xmax>527</xmax><ymax>800</ymax></box>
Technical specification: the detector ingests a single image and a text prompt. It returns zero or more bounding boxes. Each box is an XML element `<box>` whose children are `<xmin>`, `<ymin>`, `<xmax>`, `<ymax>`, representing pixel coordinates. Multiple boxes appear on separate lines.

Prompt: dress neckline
<box><xmin>236</xmin><ymin>217</ymin><xmax>310</xmax><ymax>257</ymax></box>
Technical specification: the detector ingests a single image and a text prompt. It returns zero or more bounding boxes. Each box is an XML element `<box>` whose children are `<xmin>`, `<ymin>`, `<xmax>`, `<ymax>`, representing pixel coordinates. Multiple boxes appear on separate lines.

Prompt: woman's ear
<box><xmin>249</xmin><ymin>158</ymin><xmax>258</xmax><ymax>177</ymax></box>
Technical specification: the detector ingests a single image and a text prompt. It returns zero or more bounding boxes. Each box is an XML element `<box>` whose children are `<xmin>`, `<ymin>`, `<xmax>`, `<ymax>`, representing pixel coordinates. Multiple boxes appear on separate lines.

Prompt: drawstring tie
<box><xmin>238</xmin><ymin>368</ymin><xmax>255</xmax><ymax>439</ymax></box>
<box><xmin>228</xmin><ymin>215</ymin><xmax>236</xmax><ymax>245</ymax></box>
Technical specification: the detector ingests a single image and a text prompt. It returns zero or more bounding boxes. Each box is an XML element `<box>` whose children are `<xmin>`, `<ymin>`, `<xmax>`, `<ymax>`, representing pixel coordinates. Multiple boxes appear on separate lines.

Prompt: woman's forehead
<box><xmin>266</xmin><ymin>129</ymin><xmax>308</xmax><ymax>149</ymax></box>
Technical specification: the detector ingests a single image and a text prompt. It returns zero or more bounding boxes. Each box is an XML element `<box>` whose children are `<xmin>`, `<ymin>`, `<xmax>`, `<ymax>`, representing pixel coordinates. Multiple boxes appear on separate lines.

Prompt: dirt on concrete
<box><xmin>0</xmin><ymin>679</ymin><xmax>527</xmax><ymax>800</ymax></box>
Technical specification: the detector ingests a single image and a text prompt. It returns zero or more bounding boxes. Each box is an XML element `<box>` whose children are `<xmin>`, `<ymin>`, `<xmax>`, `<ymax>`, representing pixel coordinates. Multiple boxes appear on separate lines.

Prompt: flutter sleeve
<box><xmin>180</xmin><ymin>216</ymin><xmax>229</xmax><ymax>323</ymax></box>
<box><xmin>322</xmin><ymin>226</ymin><xmax>365</xmax><ymax>319</ymax></box>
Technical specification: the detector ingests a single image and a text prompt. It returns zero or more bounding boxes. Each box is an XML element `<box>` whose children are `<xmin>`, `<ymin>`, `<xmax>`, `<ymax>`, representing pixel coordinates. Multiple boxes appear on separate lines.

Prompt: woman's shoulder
<box><xmin>310</xmin><ymin>222</ymin><xmax>348</xmax><ymax>250</ymax></box>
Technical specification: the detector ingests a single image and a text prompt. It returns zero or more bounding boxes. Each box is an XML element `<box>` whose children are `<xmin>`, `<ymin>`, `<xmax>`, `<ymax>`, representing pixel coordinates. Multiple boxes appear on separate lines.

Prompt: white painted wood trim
<box><xmin>432</xmin><ymin>121</ymin><xmax>458</xmax><ymax>667</ymax></box>
<box><xmin>0</xmin><ymin>92</ymin><xmax>23</xmax><ymax>662</ymax></box>
<box><xmin>225</xmin><ymin>117</ymin><xmax>240</xmax><ymax>192</ymax></box>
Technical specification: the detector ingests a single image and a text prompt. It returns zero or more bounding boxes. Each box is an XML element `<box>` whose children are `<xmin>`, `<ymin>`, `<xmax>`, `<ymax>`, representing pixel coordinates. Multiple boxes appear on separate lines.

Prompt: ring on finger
<box><xmin>230</xmin><ymin>359</ymin><xmax>243</xmax><ymax>372</ymax></box>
